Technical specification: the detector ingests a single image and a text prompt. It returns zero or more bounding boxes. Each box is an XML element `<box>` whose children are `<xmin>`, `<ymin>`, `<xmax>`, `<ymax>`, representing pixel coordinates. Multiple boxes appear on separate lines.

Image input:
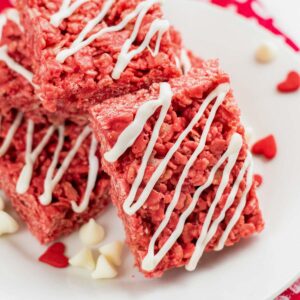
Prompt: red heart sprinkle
<box><xmin>277</xmin><ymin>71</ymin><xmax>300</xmax><ymax>93</ymax></box>
<box><xmin>253</xmin><ymin>174</ymin><xmax>263</xmax><ymax>187</ymax></box>
<box><xmin>39</xmin><ymin>242</ymin><xmax>69</xmax><ymax>268</ymax></box>
<box><xmin>251</xmin><ymin>135</ymin><xmax>277</xmax><ymax>160</ymax></box>
<box><xmin>0</xmin><ymin>0</ymin><xmax>13</xmax><ymax>12</ymax></box>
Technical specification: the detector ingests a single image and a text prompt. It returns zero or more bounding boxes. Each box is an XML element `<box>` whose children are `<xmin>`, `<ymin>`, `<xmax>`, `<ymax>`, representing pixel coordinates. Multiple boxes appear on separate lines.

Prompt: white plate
<box><xmin>1</xmin><ymin>1</ymin><xmax>300</xmax><ymax>299</ymax></box>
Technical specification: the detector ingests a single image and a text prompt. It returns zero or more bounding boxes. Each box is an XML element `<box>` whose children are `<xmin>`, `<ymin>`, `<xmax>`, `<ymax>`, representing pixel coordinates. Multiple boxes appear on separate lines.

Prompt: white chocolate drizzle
<box><xmin>180</xmin><ymin>49</ymin><xmax>192</xmax><ymax>74</ymax></box>
<box><xmin>39</xmin><ymin>126</ymin><xmax>93</xmax><ymax>206</ymax></box>
<box><xmin>105</xmin><ymin>82</ymin><xmax>255</xmax><ymax>272</ymax></box>
<box><xmin>16</xmin><ymin>121</ymin><xmax>56</xmax><ymax>194</ymax></box>
<box><xmin>215</xmin><ymin>158</ymin><xmax>254</xmax><ymax>252</ymax></box>
<box><xmin>50</xmin><ymin>0</ymin><xmax>89</xmax><ymax>27</ymax></box>
<box><xmin>0</xmin><ymin>46</ymin><xmax>34</xmax><ymax>85</ymax></box>
<box><xmin>3</xmin><ymin>116</ymin><xmax>100</xmax><ymax>213</ymax></box>
<box><xmin>0</xmin><ymin>10</ymin><xmax>33</xmax><ymax>85</ymax></box>
<box><xmin>0</xmin><ymin>9</ymin><xmax>23</xmax><ymax>40</ymax></box>
<box><xmin>0</xmin><ymin>112</ymin><xmax>23</xmax><ymax>157</ymax></box>
<box><xmin>185</xmin><ymin>151</ymin><xmax>253</xmax><ymax>271</ymax></box>
<box><xmin>52</xmin><ymin>0</ymin><xmax>168</xmax><ymax>79</ymax></box>
<box><xmin>71</xmin><ymin>134</ymin><xmax>99</xmax><ymax>213</ymax></box>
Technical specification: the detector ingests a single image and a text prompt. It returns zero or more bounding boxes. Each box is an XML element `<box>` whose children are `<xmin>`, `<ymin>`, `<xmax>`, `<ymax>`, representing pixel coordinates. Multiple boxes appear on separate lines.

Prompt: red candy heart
<box><xmin>277</xmin><ymin>71</ymin><xmax>300</xmax><ymax>93</ymax></box>
<box><xmin>251</xmin><ymin>135</ymin><xmax>277</xmax><ymax>160</ymax></box>
<box><xmin>39</xmin><ymin>242</ymin><xmax>69</xmax><ymax>268</ymax></box>
<box><xmin>0</xmin><ymin>0</ymin><xmax>13</xmax><ymax>12</ymax></box>
<box><xmin>253</xmin><ymin>174</ymin><xmax>263</xmax><ymax>187</ymax></box>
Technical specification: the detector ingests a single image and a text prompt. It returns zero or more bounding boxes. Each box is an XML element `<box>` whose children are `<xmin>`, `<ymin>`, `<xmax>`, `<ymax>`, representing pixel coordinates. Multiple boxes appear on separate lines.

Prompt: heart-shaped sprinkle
<box><xmin>253</xmin><ymin>174</ymin><xmax>263</xmax><ymax>187</ymax></box>
<box><xmin>251</xmin><ymin>135</ymin><xmax>277</xmax><ymax>160</ymax></box>
<box><xmin>39</xmin><ymin>242</ymin><xmax>69</xmax><ymax>268</ymax></box>
<box><xmin>277</xmin><ymin>71</ymin><xmax>300</xmax><ymax>93</ymax></box>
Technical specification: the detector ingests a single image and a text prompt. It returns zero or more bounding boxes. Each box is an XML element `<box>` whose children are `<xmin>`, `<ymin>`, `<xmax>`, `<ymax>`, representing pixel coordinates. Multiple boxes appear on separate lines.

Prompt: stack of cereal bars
<box><xmin>0</xmin><ymin>0</ymin><xmax>264</xmax><ymax>277</ymax></box>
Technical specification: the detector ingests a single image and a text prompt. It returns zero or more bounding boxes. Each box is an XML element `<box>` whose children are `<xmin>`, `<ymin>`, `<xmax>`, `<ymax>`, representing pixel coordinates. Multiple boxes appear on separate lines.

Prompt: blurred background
<box><xmin>200</xmin><ymin>0</ymin><xmax>300</xmax><ymax>54</ymax></box>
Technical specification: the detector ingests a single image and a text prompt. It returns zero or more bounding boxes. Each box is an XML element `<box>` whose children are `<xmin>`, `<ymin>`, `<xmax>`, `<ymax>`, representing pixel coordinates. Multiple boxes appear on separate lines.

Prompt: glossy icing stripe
<box><xmin>0</xmin><ymin>10</ymin><xmax>32</xmax><ymax>85</ymax></box>
<box><xmin>186</xmin><ymin>152</ymin><xmax>253</xmax><ymax>271</ymax></box>
<box><xmin>104</xmin><ymin>82</ymin><xmax>172</xmax><ymax>163</ymax></box>
<box><xmin>0</xmin><ymin>46</ymin><xmax>34</xmax><ymax>85</ymax></box>
<box><xmin>106</xmin><ymin>80</ymin><xmax>255</xmax><ymax>272</ymax></box>
<box><xmin>72</xmin><ymin>0</ymin><xmax>115</xmax><ymax>48</ymax></box>
<box><xmin>39</xmin><ymin>126</ymin><xmax>92</xmax><ymax>206</ymax></box>
<box><xmin>71</xmin><ymin>134</ymin><xmax>99</xmax><ymax>213</ymax></box>
<box><xmin>180</xmin><ymin>49</ymin><xmax>192</xmax><ymax>74</ymax></box>
<box><xmin>119</xmin><ymin>83</ymin><xmax>172</xmax><ymax>215</ymax></box>
<box><xmin>54</xmin><ymin>0</ymin><xmax>167</xmax><ymax>80</ymax></box>
<box><xmin>50</xmin><ymin>0</ymin><xmax>88</xmax><ymax>27</ymax></box>
<box><xmin>0</xmin><ymin>112</ymin><xmax>23</xmax><ymax>156</ymax></box>
<box><xmin>16</xmin><ymin>121</ymin><xmax>56</xmax><ymax>194</ymax></box>
<box><xmin>121</xmin><ymin>83</ymin><xmax>230</xmax><ymax>216</ymax></box>
<box><xmin>5</xmin><ymin>116</ymin><xmax>99</xmax><ymax>213</ymax></box>
<box><xmin>142</xmin><ymin>133</ymin><xmax>243</xmax><ymax>271</ymax></box>
<box><xmin>0</xmin><ymin>8</ymin><xmax>23</xmax><ymax>40</ymax></box>
<box><xmin>112</xmin><ymin>17</ymin><xmax>169</xmax><ymax>79</ymax></box>
<box><xmin>215</xmin><ymin>159</ymin><xmax>254</xmax><ymax>251</ymax></box>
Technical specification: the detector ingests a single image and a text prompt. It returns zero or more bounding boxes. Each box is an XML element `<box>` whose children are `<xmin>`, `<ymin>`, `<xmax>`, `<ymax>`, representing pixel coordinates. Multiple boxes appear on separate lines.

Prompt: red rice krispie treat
<box><xmin>0</xmin><ymin>109</ymin><xmax>110</xmax><ymax>244</ymax></box>
<box><xmin>16</xmin><ymin>0</ymin><xmax>181</xmax><ymax>113</ymax></box>
<box><xmin>0</xmin><ymin>8</ymin><xmax>87</xmax><ymax>123</ymax></box>
<box><xmin>89</xmin><ymin>62</ymin><xmax>264</xmax><ymax>277</ymax></box>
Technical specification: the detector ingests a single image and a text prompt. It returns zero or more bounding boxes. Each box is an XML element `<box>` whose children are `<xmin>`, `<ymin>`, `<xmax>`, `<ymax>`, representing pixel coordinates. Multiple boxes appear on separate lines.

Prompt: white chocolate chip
<box><xmin>69</xmin><ymin>248</ymin><xmax>96</xmax><ymax>271</ymax></box>
<box><xmin>0</xmin><ymin>196</ymin><xmax>5</xmax><ymax>211</ymax></box>
<box><xmin>255</xmin><ymin>41</ymin><xmax>278</xmax><ymax>63</ymax></box>
<box><xmin>92</xmin><ymin>255</ymin><xmax>118</xmax><ymax>279</ymax></box>
<box><xmin>79</xmin><ymin>219</ymin><xmax>105</xmax><ymax>246</ymax></box>
<box><xmin>0</xmin><ymin>211</ymin><xmax>19</xmax><ymax>236</ymax></box>
<box><xmin>99</xmin><ymin>241</ymin><xmax>124</xmax><ymax>267</ymax></box>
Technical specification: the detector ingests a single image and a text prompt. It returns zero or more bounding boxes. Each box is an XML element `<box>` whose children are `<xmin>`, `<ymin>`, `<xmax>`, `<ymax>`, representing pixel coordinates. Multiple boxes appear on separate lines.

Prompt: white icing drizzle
<box><xmin>50</xmin><ymin>0</ymin><xmax>88</xmax><ymax>27</ymax></box>
<box><xmin>174</xmin><ymin>55</ymin><xmax>180</xmax><ymax>70</ymax></box>
<box><xmin>16</xmin><ymin>121</ymin><xmax>56</xmax><ymax>194</ymax></box>
<box><xmin>106</xmin><ymin>82</ymin><xmax>173</xmax><ymax>215</ymax></box>
<box><xmin>39</xmin><ymin>126</ymin><xmax>92</xmax><ymax>206</ymax></box>
<box><xmin>112</xmin><ymin>18</ymin><xmax>169</xmax><ymax>79</ymax></box>
<box><xmin>105</xmin><ymin>81</ymin><xmax>255</xmax><ymax>272</ymax></box>
<box><xmin>104</xmin><ymin>82</ymin><xmax>172</xmax><ymax>163</ymax></box>
<box><xmin>72</xmin><ymin>0</ymin><xmax>115</xmax><ymax>48</ymax></box>
<box><xmin>10</xmin><ymin>117</ymin><xmax>98</xmax><ymax>212</ymax></box>
<box><xmin>185</xmin><ymin>152</ymin><xmax>253</xmax><ymax>271</ymax></box>
<box><xmin>53</xmin><ymin>0</ymin><xmax>167</xmax><ymax>80</ymax></box>
<box><xmin>0</xmin><ymin>45</ymin><xmax>34</xmax><ymax>85</ymax></box>
<box><xmin>142</xmin><ymin>133</ymin><xmax>243</xmax><ymax>272</ymax></box>
<box><xmin>180</xmin><ymin>49</ymin><xmax>192</xmax><ymax>74</ymax></box>
<box><xmin>0</xmin><ymin>8</ymin><xmax>23</xmax><ymax>40</ymax></box>
<box><xmin>0</xmin><ymin>10</ymin><xmax>32</xmax><ymax>85</ymax></box>
<box><xmin>215</xmin><ymin>158</ymin><xmax>254</xmax><ymax>251</ymax></box>
<box><xmin>71</xmin><ymin>134</ymin><xmax>99</xmax><ymax>213</ymax></box>
<box><xmin>106</xmin><ymin>83</ymin><xmax>230</xmax><ymax>216</ymax></box>
<box><xmin>0</xmin><ymin>112</ymin><xmax>23</xmax><ymax>157</ymax></box>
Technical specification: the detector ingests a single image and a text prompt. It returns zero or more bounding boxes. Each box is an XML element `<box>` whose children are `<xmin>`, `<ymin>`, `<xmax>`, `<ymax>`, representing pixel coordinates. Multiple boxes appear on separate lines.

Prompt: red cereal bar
<box><xmin>89</xmin><ymin>62</ymin><xmax>264</xmax><ymax>277</ymax></box>
<box><xmin>0</xmin><ymin>9</ymin><xmax>87</xmax><ymax>123</ymax></box>
<box><xmin>16</xmin><ymin>0</ymin><xmax>181</xmax><ymax>113</ymax></box>
<box><xmin>0</xmin><ymin>109</ymin><xmax>110</xmax><ymax>244</ymax></box>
